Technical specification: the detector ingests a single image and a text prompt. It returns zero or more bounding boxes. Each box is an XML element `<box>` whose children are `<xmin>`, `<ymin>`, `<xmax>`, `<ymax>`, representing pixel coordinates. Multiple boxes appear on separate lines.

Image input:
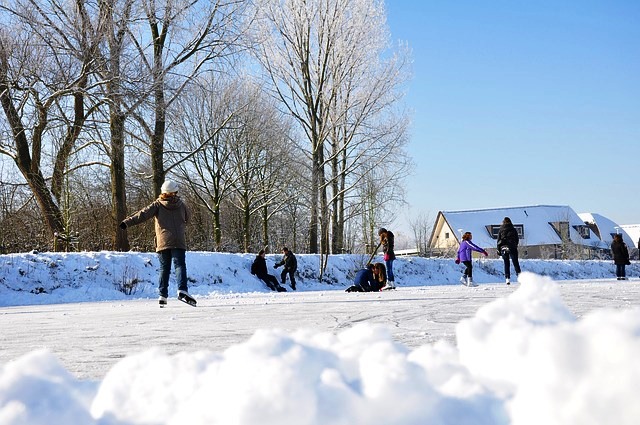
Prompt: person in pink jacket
<box><xmin>456</xmin><ymin>231</ymin><xmax>488</xmax><ymax>286</ymax></box>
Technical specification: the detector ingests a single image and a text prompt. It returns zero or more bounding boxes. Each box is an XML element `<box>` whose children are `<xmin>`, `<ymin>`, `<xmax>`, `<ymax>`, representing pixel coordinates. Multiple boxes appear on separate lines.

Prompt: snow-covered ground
<box><xmin>1</xmin><ymin>251</ymin><xmax>639</xmax><ymax>424</ymax></box>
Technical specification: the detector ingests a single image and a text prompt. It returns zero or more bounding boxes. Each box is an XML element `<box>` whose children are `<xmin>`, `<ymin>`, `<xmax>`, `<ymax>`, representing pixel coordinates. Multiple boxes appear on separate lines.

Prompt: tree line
<box><xmin>0</xmin><ymin>0</ymin><xmax>414</xmax><ymax>261</ymax></box>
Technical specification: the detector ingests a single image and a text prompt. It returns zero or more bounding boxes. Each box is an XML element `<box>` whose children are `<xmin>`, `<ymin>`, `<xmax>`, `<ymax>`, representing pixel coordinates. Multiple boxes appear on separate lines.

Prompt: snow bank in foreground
<box><xmin>1</xmin><ymin>273</ymin><xmax>639</xmax><ymax>425</ymax></box>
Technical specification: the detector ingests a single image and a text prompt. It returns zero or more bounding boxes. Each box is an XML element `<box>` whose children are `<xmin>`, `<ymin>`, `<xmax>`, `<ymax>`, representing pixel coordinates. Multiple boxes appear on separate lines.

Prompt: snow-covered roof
<box><xmin>438</xmin><ymin>205</ymin><xmax>608</xmax><ymax>249</ymax></box>
<box><xmin>620</xmin><ymin>224</ymin><xmax>640</xmax><ymax>247</ymax></box>
<box><xmin>578</xmin><ymin>213</ymin><xmax>635</xmax><ymax>247</ymax></box>
<box><xmin>620</xmin><ymin>224</ymin><xmax>640</xmax><ymax>248</ymax></box>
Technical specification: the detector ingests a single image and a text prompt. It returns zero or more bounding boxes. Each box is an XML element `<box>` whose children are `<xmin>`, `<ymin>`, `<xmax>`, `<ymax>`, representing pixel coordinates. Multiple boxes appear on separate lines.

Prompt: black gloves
<box><xmin>274</xmin><ymin>264</ymin><xmax>279</xmax><ymax>269</ymax></box>
<box><xmin>119</xmin><ymin>222</ymin><xmax>127</xmax><ymax>230</ymax></box>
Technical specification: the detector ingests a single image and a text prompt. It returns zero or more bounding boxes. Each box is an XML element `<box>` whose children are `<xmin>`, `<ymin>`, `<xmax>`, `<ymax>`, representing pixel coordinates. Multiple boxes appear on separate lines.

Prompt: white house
<box><xmin>429</xmin><ymin>205</ymin><xmax>616</xmax><ymax>259</ymax></box>
<box><xmin>620</xmin><ymin>224</ymin><xmax>640</xmax><ymax>249</ymax></box>
<box><xmin>578</xmin><ymin>213</ymin><xmax>636</xmax><ymax>248</ymax></box>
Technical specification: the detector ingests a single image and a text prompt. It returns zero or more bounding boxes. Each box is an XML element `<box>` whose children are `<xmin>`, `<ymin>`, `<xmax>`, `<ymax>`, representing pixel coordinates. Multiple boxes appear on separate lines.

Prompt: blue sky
<box><xmin>385</xmin><ymin>1</ymin><xmax>640</xmax><ymax>232</ymax></box>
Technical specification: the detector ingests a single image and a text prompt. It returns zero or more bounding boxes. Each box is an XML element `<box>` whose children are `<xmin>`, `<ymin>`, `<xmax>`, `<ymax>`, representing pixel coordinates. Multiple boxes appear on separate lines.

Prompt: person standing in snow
<box><xmin>252</xmin><ymin>250</ymin><xmax>286</xmax><ymax>292</ymax></box>
<box><xmin>611</xmin><ymin>233</ymin><xmax>630</xmax><ymax>280</ymax></box>
<box><xmin>497</xmin><ymin>216</ymin><xmax>521</xmax><ymax>285</ymax></box>
<box><xmin>456</xmin><ymin>232</ymin><xmax>488</xmax><ymax>286</ymax></box>
<box><xmin>119</xmin><ymin>180</ymin><xmax>195</xmax><ymax>307</ymax></box>
<box><xmin>274</xmin><ymin>247</ymin><xmax>297</xmax><ymax>290</ymax></box>
<box><xmin>378</xmin><ymin>228</ymin><xmax>396</xmax><ymax>290</ymax></box>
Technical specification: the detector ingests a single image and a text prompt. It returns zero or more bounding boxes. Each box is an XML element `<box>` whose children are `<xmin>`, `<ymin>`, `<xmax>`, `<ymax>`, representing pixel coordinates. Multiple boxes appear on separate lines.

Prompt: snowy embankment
<box><xmin>0</xmin><ymin>250</ymin><xmax>636</xmax><ymax>306</ymax></box>
<box><xmin>1</xmin><ymin>251</ymin><xmax>639</xmax><ymax>424</ymax></box>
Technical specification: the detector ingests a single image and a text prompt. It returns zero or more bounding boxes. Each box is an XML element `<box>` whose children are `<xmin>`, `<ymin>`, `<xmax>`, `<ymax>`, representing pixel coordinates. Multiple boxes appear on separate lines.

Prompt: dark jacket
<box><xmin>123</xmin><ymin>195</ymin><xmax>189</xmax><ymax>252</ymax></box>
<box><xmin>346</xmin><ymin>267</ymin><xmax>383</xmax><ymax>292</ymax></box>
<box><xmin>275</xmin><ymin>251</ymin><xmax>297</xmax><ymax>272</ymax></box>
<box><xmin>356</xmin><ymin>268</ymin><xmax>382</xmax><ymax>292</ymax></box>
<box><xmin>382</xmin><ymin>231</ymin><xmax>396</xmax><ymax>260</ymax></box>
<box><xmin>497</xmin><ymin>223</ymin><xmax>519</xmax><ymax>251</ymax></box>
<box><xmin>611</xmin><ymin>240</ymin><xmax>630</xmax><ymax>265</ymax></box>
<box><xmin>251</xmin><ymin>255</ymin><xmax>269</xmax><ymax>278</ymax></box>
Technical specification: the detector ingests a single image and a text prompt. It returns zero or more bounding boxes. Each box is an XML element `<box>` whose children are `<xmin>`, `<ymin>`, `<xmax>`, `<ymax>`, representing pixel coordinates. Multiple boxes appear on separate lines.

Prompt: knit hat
<box><xmin>161</xmin><ymin>180</ymin><xmax>178</xmax><ymax>194</ymax></box>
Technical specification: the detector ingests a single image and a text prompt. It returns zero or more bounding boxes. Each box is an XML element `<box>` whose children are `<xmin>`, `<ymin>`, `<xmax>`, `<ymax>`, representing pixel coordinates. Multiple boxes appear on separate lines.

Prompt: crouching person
<box><xmin>252</xmin><ymin>250</ymin><xmax>287</xmax><ymax>292</ymax></box>
<box><xmin>346</xmin><ymin>263</ymin><xmax>386</xmax><ymax>292</ymax></box>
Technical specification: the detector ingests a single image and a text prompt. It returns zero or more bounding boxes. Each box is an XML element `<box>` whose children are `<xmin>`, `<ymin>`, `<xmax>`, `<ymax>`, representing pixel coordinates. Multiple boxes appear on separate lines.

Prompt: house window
<box><xmin>549</xmin><ymin>221</ymin><xmax>570</xmax><ymax>240</ymax></box>
<box><xmin>486</xmin><ymin>225</ymin><xmax>500</xmax><ymax>239</ymax></box>
<box><xmin>486</xmin><ymin>224</ymin><xmax>524</xmax><ymax>239</ymax></box>
<box><xmin>573</xmin><ymin>225</ymin><xmax>591</xmax><ymax>239</ymax></box>
<box><xmin>445</xmin><ymin>232</ymin><xmax>449</xmax><ymax>239</ymax></box>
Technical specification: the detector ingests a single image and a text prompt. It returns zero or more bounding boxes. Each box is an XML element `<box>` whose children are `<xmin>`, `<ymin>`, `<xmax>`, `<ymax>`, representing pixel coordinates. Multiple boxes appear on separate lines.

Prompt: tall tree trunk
<box><xmin>262</xmin><ymin>204</ymin><xmax>269</xmax><ymax>251</ymax></box>
<box><xmin>111</xmin><ymin>110</ymin><xmax>130</xmax><ymax>251</ymax></box>
<box><xmin>150</xmin><ymin>19</ymin><xmax>167</xmax><ymax>197</ymax></box>
<box><xmin>213</xmin><ymin>205</ymin><xmax>222</xmax><ymax>251</ymax></box>
<box><xmin>309</xmin><ymin>148</ymin><xmax>320</xmax><ymax>254</ymax></box>
<box><xmin>27</xmin><ymin>171</ymin><xmax>65</xmax><ymax>240</ymax></box>
<box><xmin>151</xmin><ymin>82</ymin><xmax>166</xmax><ymax>197</ymax></box>
<box><xmin>336</xmin><ymin>148</ymin><xmax>346</xmax><ymax>251</ymax></box>
<box><xmin>242</xmin><ymin>192</ymin><xmax>250</xmax><ymax>253</ymax></box>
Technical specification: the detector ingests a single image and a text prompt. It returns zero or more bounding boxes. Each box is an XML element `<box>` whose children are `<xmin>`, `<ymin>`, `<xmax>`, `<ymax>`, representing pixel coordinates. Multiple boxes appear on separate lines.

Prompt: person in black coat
<box><xmin>611</xmin><ymin>233</ymin><xmax>630</xmax><ymax>280</ymax></box>
<box><xmin>251</xmin><ymin>250</ymin><xmax>286</xmax><ymax>291</ymax></box>
<box><xmin>274</xmin><ymin>247</ymin><xmax>297</xmax><ymax>290</ymax></box>
<box><xmin>497</xmin><ymin>216</ymin><xmax>521</xmax><ymax>285</ymax></box>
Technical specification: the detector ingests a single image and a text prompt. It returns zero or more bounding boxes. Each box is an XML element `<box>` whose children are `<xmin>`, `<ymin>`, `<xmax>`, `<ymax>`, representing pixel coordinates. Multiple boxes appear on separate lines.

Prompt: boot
<box><xmin>460</xmin><ymin>275</ymin><xmax>467</xmax><ymax>285</ymax></box>
<box><xmin>467</xmin><ymin>277</ymin><xmax>477</xmax><ymax>287</ymax></box>
<box><xmin>382</xmin><ymin>280</ymin><xmax>396</xmax><ymax>290</ymax></box>
<box><xmin>506</xmin><ymin>277</ymin><xmax>511</xmax><ymax>285</ymax></box>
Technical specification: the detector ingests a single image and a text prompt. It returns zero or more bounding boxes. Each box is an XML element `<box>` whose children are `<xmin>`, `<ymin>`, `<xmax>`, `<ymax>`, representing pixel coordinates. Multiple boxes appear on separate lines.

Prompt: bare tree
<box><xmin>224</xmin><ymin>79</ymin><xmax>294</xmax><ymax>252</ymax></box>
<box><xmin>253</xmin><ymin>0</ymin><xmax>340</xmax><ymax>254</ymax></box>
<box><xmin>408</xmin><ymin>211</ymin><xmax>433</xmax><ymax>257</ymax></box>
<box><xmin>91</xmin><ymin>0</ymin><xmax>139</xmax><ymax>251</ymax></box>
<box><xmin>170</xmin><ymin>76</ymin><xmax>239</xmax><ymax>250</ymax></box>
<box><xmin>253</xmin><ymin>0</ymin><xmax>411</xmax><ymax>261</ymax></box>
<box><xmin>324</xmin><ymin>1</ymin><xmax>411</xmax><ymax>255</ymax></box>
<box><xmin>131</xmin><ymin>0</ymin><xmax>249</xmax><ymax>197</ymax></box>
<box><xmin>0</xmin><ymin>0</ymin><xmax>104</xmax><ymax>248</ymax></box>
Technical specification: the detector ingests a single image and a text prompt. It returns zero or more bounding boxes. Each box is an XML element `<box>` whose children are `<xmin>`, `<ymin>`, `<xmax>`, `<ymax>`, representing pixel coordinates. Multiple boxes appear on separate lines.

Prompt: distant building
<box><xmin>619</xmin><ymin>224</ymin><xmax>640</xmax><ymax>248</ymax></box>
<box><xmin>429</xmin><ymin>205</ymin><xmax>631</xmax><ymax>259</ymax></box>
<box><xmin>578</xmin><ymin>213</ymin><xmax>636</xmax><ymax>247</ymax></box>
<box><xmin>619</xmin><ymin>224</ymin><xmax>640</xmax><ymax>260</ymax></box>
